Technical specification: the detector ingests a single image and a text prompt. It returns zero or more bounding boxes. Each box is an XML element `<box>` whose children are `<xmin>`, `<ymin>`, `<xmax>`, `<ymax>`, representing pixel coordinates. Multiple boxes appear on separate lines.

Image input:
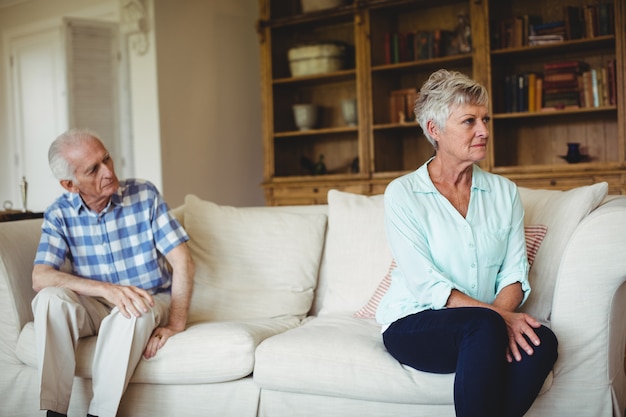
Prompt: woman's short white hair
<box><xmin>48</xmin><ymin>128</ymin><xmax>102</xmax><ymax>181</ymax></box>
<box><xmin>414</xmin><ymin>69</ymin><xmax>489</xmax><ymax>150</ymax></box>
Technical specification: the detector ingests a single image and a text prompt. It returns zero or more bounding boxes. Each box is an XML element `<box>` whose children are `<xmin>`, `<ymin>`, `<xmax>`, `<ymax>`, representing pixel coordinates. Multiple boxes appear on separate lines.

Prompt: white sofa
<box><xmin>1</xmin><ymin>183</ymin><xmax>625</xmax><ymax>417</ymax></box>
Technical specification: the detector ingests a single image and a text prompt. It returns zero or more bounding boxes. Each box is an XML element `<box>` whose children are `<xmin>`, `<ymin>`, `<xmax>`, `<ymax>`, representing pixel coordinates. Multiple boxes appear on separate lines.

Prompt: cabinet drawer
<box><xmin>268</xmin><ymin>183</ymin><xmax>369</xmax><ymax>205</ymax></box>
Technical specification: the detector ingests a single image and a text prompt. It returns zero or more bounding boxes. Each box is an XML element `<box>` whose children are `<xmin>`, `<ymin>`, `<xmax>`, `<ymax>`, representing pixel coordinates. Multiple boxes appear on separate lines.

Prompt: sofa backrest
<box><xmin>0</xmin><ymin>218</ymin><xmax>42</xmax><ymax>357</ymax></box>
<box><xmin>312</xmin><ymin>183</ymin><xmax>609</xmax><ymax>324</ymax></box>
<box><xmin>175</xmin><ymin>195</ymin><xmax>328</xmax><ymax>323</ymax></box>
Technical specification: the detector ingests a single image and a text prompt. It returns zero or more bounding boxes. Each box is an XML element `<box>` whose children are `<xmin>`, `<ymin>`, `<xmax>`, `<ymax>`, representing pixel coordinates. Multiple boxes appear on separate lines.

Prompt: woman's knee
<box><xmin>533</xmin><ymin>326</ymin><xmax>559</xmax><ymax>365</ymax></box>
<box><xmin>464</xmin><ymin>307</ymin><xmax>508</xmax><ymax>340</ymax></box>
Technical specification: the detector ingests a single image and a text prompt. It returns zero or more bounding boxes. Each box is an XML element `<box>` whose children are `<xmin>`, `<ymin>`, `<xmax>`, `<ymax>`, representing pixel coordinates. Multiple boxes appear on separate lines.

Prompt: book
<box><xmin>607</xmin><ymin>58</ymin><xmax>616</xmax><ymax>105</ymax></box>
<box><xmin>565</xmin><ymin>6</ymin><xmax>585</xmax><ymax>39</ymax></box>
<box><xmin>389</xmin><ymin>88</ymin><xmax>418</xmax><ymax>123</ymax></box>
<box><xmin>535</xmin><ymin>77</ymin><xmax>543</xmax><ymax>111</ymax></box>
<box><xmin>528</xmin><ymin>73</ymin><xmax>537</xmax><ymax>112</ymax></box>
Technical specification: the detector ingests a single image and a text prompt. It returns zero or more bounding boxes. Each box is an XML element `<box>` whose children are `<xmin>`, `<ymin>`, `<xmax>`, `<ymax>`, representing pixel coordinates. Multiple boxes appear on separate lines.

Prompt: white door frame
<box><xmin>4</xmin><ymin>15</ymin><xmax>133</xmax><ymax>212</ymax></box>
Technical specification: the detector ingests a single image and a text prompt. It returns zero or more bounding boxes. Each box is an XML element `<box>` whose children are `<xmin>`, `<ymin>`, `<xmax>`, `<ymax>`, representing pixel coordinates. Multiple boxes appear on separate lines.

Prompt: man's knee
<box><xmin>32</xmin><ymin>287</ymin><xmax>80</xmax><ymax>311</ymax></box>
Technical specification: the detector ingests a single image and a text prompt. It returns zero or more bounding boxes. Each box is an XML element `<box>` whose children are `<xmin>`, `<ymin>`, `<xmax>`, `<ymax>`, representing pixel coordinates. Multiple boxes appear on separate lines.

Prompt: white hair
<box><xmin>48</xmin><ymin>128</ymin><xmax>102</xmax><ymax>181</ymax></box>
<box><xmin>414</xmin><ymin>69</ymin><xmax>489</xmax><ymax>149</ymax></box>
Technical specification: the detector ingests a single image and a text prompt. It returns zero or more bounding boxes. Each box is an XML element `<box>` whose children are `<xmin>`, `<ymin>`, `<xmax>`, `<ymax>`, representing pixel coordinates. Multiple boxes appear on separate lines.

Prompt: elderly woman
<box><xmin>376</xmin><ymin>69</ymin><xmax>558</xmax><ymax>417</ymax></box>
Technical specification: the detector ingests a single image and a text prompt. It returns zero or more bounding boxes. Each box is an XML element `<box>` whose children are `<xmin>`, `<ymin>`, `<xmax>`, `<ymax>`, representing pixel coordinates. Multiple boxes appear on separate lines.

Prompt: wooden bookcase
<box><xmin>487</xmin><ymin>0</ymin><xmax>626</xmax><ymax>195</ymax></box>
<box><xmin>257</xmin><ymin>0</ymin><xmax>626</xmax><ymax>206</ymax></box>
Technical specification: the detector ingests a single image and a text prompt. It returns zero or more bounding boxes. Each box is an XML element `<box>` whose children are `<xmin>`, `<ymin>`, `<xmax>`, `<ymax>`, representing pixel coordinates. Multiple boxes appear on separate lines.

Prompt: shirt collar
<box><xmin>411</xmin><ymin>157</ymin><xmax>491</xmax><ymax>194</ymax></box>
<box><xmin>68</xmin><ymin>183</ymin><xmax>125</xmax><ymax>215</ymax></box>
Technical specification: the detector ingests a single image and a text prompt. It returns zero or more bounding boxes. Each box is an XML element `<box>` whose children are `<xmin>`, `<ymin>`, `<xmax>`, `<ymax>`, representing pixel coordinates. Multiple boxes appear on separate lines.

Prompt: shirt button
<box><xmin>471</xmin><ymin>263</ymin><xmax>476</xmax><ymax>268</ymax></box>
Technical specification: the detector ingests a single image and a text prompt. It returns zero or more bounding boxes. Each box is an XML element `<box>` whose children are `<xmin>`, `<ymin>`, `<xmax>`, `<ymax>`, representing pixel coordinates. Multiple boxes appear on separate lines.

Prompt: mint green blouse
<box><xmin>376</xmin><ymin>159</ymin><xmax>530</xmax><ymax>326</ymax></box>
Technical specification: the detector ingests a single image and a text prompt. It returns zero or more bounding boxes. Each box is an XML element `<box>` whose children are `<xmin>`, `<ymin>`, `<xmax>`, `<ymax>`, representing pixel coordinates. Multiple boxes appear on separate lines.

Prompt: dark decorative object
<box><xmin>314</xmin><ymin>154</ymin><xmax>327</xmax><ymax>175</ymax></box>
<box><xmin>560</xmin><ymin>142</ymin><xmax>590</xmax><ymax>163</ymax></box>
<box><xmin>300</xmin><ymin>155</ymin><xmax>327</xmax><ymax>175</ymax></box>
<box><xmin>350</xmin><ymin>157</ymin><xmax>359</xmax><ymax>173</ymax></box>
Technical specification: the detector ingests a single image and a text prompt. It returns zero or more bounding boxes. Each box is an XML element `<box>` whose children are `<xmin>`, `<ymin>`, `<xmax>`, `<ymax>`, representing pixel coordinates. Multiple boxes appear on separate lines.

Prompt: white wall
<box><xmin>154</xmin><ymin>0</ymin><xmax>264</xmax><ymax>207</ymax></box>
<box><xmin>0</xmin><ymin>0</ymin><xmax>118</xmax><ymax>207</ymax></box>
<box><xmin>0</xmin><ymin>0</ymin><xmax>264</xmax><ymax>210</ymax></box>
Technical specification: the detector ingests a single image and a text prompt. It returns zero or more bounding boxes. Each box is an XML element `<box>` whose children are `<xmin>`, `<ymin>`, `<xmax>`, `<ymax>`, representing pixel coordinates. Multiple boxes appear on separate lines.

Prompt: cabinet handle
<box><xmin>550</xmin><ymin>179</ymin><xmax>557</xmax><ymax>186</ymax></box>
<box><xmin>313</xmin><ymin>188</ymin><xmax>319</xmax><ymax>193</ymax></box>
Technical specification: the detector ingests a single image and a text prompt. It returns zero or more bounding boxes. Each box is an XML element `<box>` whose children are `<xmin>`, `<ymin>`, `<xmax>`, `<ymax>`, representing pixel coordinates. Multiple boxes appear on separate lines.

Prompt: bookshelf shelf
<box><xmin>493</xmin><ymin>105</ymin><xmax>617</xmax><ymax>119</ymax></box>
<box><xmin>491</xmin><ymin>35</ymin><xmax>615</xmax><ymax>58</ymax></box>
<box><xmin>274</xmin><ymin>125</ymin><xmax>359</xmax><ymax>138</ymax></box>
<box><xmin>371</xmin><ymin>53</ymin><xmax>473</xmax><ymax>73</ymax></box>
<box><xmin>273</xmin><ymin>69</ymin><xmax>356</xmax><ymax>85</ymax></box>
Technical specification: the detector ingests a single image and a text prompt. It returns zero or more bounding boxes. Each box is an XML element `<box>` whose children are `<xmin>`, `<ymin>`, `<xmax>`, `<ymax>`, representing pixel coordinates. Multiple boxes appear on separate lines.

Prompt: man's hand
<box><xmin>102</xmin><ymin>283</ymin><xmax>154</xmax><ymax>319</ymax></box>
<box><xmin>143</xmin><ymin>325</ymin><xmax>184</xmax><ymax>359</ymax></box>
<box><xmin>33</xmin><ymin>264</ymin><xmax>154</xmax><ymax>319</ymax></box>
<box><xmin>142</xmin><ymin>243</ymin><xmax>194</xmax><ymax>360</ymax></box>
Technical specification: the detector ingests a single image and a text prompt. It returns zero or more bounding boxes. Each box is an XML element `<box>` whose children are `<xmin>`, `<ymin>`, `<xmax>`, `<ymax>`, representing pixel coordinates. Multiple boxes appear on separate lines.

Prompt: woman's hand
<box><xmin>499</xmin><ymin>310</ymin><xmax>542</xmax><ymax>362</ymax></box>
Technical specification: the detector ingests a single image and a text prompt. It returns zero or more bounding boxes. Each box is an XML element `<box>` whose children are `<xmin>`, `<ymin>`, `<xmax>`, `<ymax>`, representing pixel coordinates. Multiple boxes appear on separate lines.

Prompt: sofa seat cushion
<box><xmin>17</xmin><ymin>316</ymin><xmax>300</xmax><ymax>384</ymax></box>
<box><xmin>254</xmin><ymin>314</ymin><xmax>455</xmax><ymax>404</ymax></box>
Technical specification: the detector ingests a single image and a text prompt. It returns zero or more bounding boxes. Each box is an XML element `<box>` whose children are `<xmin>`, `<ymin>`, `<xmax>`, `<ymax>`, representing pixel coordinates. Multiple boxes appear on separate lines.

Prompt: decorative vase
<box><xmin>341</xmin><ymin>98</ymin><xmax>357</xmax><ymax>126</ymax></box>
<box><xmin>293</xmin><ymin>104</ymin><xmax>318</xmax><ymax>130</ymax></box>
<box><xmin>565</xmin><ymin>142</ymin><xmax>583</xmax><ymax>163</ymax></box>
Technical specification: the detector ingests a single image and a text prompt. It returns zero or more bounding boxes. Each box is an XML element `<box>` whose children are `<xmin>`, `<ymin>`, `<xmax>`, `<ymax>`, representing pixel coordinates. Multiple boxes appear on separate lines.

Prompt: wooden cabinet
<box><xmin>257</xmin><ymin>0</ymin><xmax>626</xmax><ymax>206</ymax></box>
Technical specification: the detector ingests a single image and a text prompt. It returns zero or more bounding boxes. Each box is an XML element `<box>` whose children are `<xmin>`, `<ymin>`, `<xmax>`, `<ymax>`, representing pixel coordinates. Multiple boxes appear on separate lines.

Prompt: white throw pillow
<box><xmin>518</xmin><ymin>182</ymin><xmax>608</xmax><ymax>323</ymax></box>
<box><xmin>318</xmin><ymin>190</ymin><xmax>394</xmax><ymax>315</ymax></box>
<box><xmin>183</xmin><ymin>195</ymin><xmax>327</xmax><ymax>322</ymax></box>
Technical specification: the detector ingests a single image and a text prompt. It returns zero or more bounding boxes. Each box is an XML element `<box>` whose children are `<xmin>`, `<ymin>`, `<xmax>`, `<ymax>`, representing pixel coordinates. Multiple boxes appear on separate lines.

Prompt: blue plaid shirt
<box><xmin>34</xmin><ymin>179</ymin><xmax>189</xmax><ymax>293</ymax></box>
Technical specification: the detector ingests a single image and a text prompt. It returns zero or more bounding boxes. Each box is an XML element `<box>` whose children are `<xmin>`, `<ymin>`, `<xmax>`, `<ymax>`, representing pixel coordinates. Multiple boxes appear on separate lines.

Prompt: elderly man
<box><xmin>32</xmin><ymin>128</ymin><xmax>194</xmax><ymax>417</ymax></box>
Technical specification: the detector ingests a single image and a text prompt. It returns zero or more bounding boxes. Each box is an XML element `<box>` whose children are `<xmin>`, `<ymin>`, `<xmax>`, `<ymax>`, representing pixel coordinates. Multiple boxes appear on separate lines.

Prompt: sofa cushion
<box><xmin>17</xmin><ymin>316</ymin><xmax>301</xmax><ymax>384</ymax></box>
<box><xmin>254</xmin><ymin>314</ymin><xmax>455</xmax><ymax>404</ymax></box>
<box><xmin>183</xmin><ymin>195</ymin><xmax>327</xmax><ymax>322</ymax></box>
<box><xmin>318</xmin><ymin>190</ymin><xmax>394</xmax><ymax>315</ymax></box>
<box><xmin>354</xmin><ymin>225</ymin><xmax>548</xmax><ymax>319</ymax></box>
<box><xmin>518</xmin><ymin>183</ymin><xmax>608</xmax><ymax>323</ymax></box>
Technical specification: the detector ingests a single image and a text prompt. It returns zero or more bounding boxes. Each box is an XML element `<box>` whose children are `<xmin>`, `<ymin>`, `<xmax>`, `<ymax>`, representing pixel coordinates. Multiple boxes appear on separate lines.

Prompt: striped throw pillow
<box><xmin>353</xmin><ymin>224</ymin><xmax>548</xmax><ymax>319</ymax></box>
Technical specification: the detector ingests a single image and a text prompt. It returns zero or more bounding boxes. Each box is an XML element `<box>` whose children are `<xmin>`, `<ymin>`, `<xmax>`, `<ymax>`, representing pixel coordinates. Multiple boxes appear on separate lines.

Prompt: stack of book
<box><xmin>503</xmin><ymin>73</ymin><xmax>542</xmax><ymax>113</ymax></box>
<box><xmin>384</xmin><ymin>30</ymin><xmax>456</xmax><ymax>64</ymax></box>
<box><xmin>494</xmin><ymin>3</ymin><xmax>614</xmax><ymax>49</ymax></box>
<box><xmin>580</xmin><ymin>59</ymin><xmax>617</xmax><ymax>108</ymax></box>
<box><xmin>542</xmin><ymin>60</ymin><xmax>589</xmax><ymax>110</ymax></box>
<box><xmin>528</xmin><ymin>20</ymin><xmax>565</xmax><ymax>45</ymax></box>
<box><xmin>563</xmin><ymin>3</ymin><xmax>614</xmax><ymax>39</ymax></box>
<box><xmin>497</xmin><ymin>15</ymin><xmax>542</xmax><ymax>48</ymax></box>
<box><xmin>501</xmin><ymin>58</ymin><xmax>617</xmax><ymax>113</ymax></box>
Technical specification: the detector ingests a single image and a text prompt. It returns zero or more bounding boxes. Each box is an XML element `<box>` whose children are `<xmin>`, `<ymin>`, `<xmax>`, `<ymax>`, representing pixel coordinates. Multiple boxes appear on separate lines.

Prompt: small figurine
<box><xmin>455</xmin><ymin>12</ymin><xmax>472</xmax><ymax>53</ymax></box>
<box><xmin>20</xmin><ymin>176</ymin><xmax>28</xmax><ymax>212</ymax></box>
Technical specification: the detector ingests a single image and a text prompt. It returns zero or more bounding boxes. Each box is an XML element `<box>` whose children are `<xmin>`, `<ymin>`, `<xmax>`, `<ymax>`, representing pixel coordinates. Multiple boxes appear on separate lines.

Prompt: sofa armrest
<box><xmin>0</xmin><ymin>219</ymin><xmax>42</xmax><ymax>361</ymax></box>
<box><xmin>550</xmin><ymin>197</ymin><xmax>626</xmax><ymax>408</ymax></box>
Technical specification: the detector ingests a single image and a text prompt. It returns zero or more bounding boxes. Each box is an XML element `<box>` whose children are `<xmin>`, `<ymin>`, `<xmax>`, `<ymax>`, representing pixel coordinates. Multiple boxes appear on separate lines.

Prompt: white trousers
<box><xmin>32</xmin><ymin>287</ymin><xmax>170</xmax><ymax>417</ymax></box>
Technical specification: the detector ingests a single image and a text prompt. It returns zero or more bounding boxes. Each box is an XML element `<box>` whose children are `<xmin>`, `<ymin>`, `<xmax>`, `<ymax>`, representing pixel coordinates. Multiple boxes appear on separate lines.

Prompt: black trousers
<box><xmin>383</xmin><ymin>307</ymin><xmax>558</xmax><ymax>417</ymax></box>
